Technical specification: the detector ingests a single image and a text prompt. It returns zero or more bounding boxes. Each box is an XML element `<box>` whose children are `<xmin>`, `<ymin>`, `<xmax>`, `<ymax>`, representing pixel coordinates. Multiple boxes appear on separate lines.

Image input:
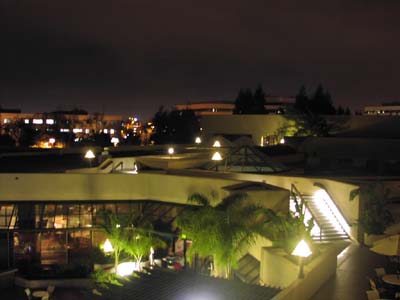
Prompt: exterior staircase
<box><xmin>303</xmin><ymin>195</ymin><xmax>350</xmax><ymax>242</ymax></box>
<box><xmin>234</xmin><ymin>253</ymin><xmax>260</xmax><ymax>285</ymax></box>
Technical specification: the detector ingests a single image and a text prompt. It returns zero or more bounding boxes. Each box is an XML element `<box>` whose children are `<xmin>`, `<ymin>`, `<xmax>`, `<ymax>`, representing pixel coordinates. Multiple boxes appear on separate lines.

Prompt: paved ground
<box><xmin>312</xmin><ymin>243</ymin><xmax>395</xmax><ymax>300</ymax></box>
<box><xmin>5</xmin><ymin>243</ymin><xmax>398</xmax><ymax>300</ymax></box>
<box><xmin>100</xmin><ymin>269</ymin><xmax>280</xmax><ymax>300</ymax></box>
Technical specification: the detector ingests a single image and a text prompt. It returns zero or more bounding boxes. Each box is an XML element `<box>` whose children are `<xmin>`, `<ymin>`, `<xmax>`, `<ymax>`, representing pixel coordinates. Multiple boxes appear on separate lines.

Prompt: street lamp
<box><xmin>102</xmin><ymin>238</ymin><xmax>114</xmax><ymax>253</ymax></box>
<box><xmin>84</xmin><ymin>149</ymin><xmax>95</xmax><ymax>167</ymax></box>
<box><xmin>212</xmin><ymin>151</ymin><xmax>222</xmax><ymax>171</ymax></box>
<box><xmin>195</xmin><ymin>137</ymin><xmax>202</xmax><ymax>144</ymax></box>
<box><xmin>213</xmin><ymin>140</ymin><xmax>221</xmax><ymax>147</ymax></box>
<box><xmin>291</xmin><ymin>239</ymin><xmax>312</xmax><ymax>279</ymax></box>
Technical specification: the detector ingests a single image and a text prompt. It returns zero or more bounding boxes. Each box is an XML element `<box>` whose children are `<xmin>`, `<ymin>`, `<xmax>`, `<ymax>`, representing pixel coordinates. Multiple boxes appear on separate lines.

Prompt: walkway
<box><xmin>312</xmin><ymin>243</ymin><xmax>389</xmax><ymax>300</ymax></box>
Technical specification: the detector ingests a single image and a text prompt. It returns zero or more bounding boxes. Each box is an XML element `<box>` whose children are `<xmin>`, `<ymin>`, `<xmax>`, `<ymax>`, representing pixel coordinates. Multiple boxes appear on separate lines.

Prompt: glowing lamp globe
<box><xmin>85</xmin><ymin>150</ymin><xmax>95</xmax><ymax>159</ymax></box>
<box><xmin>103</xmin><ymin>239</ymin><xmax>114</xmax><ymax>253</ymax></box>
<box><xmin>213</xmin><ymin>140</ymin><xmax>221</xmax><ymax>147</ymax></box>
<box><xmin>195</xmin><ymin>137</ymin><xmax>202</xmax><ymax>144</ymax></box>
<box><xmin>168</xmin><ymin>147</ymin><xmax>174</xmax><ymax>155</ymax></box>
<box><xmin>212</xmin><ymin>152</ymin><xmax>222</xmax><ymax>161</ymax></box>
<box><xmin>292</xmin><ymin>240</ymin><xmax>312</xmax><ymax>258</ymax></box>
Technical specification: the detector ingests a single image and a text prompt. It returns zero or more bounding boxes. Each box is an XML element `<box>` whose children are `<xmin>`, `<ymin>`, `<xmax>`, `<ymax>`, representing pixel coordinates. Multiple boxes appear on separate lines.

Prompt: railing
<box><xmin>290</xmin><ymin>184</ymin><xmax>323</xmax><ymax>241</ymax></box>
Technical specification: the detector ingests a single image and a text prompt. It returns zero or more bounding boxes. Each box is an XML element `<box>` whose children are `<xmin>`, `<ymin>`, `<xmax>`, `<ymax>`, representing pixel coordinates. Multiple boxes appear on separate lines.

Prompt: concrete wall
<box><xmin>202</xmin><ymin>115</ymin><xmax>400</xmax><ymax>145</ymax></box>
<box><xmin>269</xmin><ymin>245</ymin><xmax>340</xmax><ymax>300</ymax></box>
<box><xmin>202</xmin><ymin>115</ymin><xmax>289</xmax><ymax>145</ymax></box>
<box><xmin>0</xmin><ymin>172</ymin><xmax>289</xmax><ymax>212</ymax></box>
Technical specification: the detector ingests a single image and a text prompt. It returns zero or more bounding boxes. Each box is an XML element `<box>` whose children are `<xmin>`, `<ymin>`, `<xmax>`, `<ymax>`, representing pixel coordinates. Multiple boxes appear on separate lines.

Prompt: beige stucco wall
<box><xmin>0</xmin><ymin>173</ymin><xmax>289</xmax><ymax>212</ymax></box>
<box><xmin>270</xmin><ymin>245</ymin><xmax>340</xmax><ymax>300</ymax></box>
<box><xmin>202</xmin><ymin>115</ymin><xmax>289</xmax><ymax>145</ymax></box>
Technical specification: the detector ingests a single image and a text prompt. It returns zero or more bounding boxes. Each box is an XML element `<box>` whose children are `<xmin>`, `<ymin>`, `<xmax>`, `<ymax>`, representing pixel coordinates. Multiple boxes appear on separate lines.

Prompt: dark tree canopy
<box><xmin>234</xmin><ymin>84</ymin><xmax>266</xmax><ymax>114</ymax></box>
<box><xmin>151</xmin><ymin>106</ymin><xmax>200</xmax><ymax>144</ymax></box>
<box><xmin>294</xmin><ymin>84</ymin><xmax>336</xmax><ymax>115</ymax></box>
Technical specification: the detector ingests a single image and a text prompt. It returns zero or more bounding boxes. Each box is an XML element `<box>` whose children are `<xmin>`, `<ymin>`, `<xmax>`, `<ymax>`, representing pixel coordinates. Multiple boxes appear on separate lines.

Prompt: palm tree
<box><xmin>101</xmin><ymin>210</ymin><xmax>130</xmax><ymax>272</ymax></box>
<box><xmin>123</xmin><ymin>227</ymin><xmax>167</xmax><ymax>271</ymax></box>
<box><xmin>177</xmin><ymin>192</ymin><xmax>265</xmax><ymax>279</ymax></box>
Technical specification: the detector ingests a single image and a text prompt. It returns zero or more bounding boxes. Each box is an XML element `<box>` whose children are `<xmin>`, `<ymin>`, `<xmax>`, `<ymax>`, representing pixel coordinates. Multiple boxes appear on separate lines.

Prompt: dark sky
<box><xmin>1</xmin><ymin>0</ymin><xmax>400</xmax><ymax>119</ymax></box>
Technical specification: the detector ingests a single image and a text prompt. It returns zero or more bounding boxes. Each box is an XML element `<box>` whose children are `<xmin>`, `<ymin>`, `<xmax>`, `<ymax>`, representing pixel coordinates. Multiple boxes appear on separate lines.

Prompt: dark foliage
<box><xmin>233</xmin><ymin>84</ymin><xmax>266</xmax><ymax>114</ymax></box>
<box><xmin>151</xmin><ymin>106</ymin><xmax>200</xmax><ymax>144</ymax></box>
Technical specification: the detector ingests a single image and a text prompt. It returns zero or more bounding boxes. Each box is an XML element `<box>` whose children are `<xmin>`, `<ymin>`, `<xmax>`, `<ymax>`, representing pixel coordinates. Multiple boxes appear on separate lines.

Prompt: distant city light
<box><xmin>195</xmin><ymin>137</ymin><xmax>202</xmax><ymax>144</ymax></box>
<box><xmin>49</xmin><ymin>138</ymin><xmax>55</xmax><ymax>144</ymax></box>
<box><xmin>110</xmin><ymin>129</ymin><xmax>115</xmax><ymax>134</ymax></box>
<box><xmin>168</xmin><ymin>147</ymin><xmax>174</xmax><ymax>155</ymax></box>
<box><xmin>73</xmin><ymin>128</ymin><xmax>83</xmax><ymax>133</ymax></box>
<box><xmin>46</xmin><ymin>119</ymin><xmax>54</xmax><ymax>125</ymax></box>
<box><xmin>24</xmin><ymin>119</ymin><xmax>30</xmax><ymax>124</ymax></box>
<box><xmin>104</xmin><ymin>129</ymin><xmax>108</xmax><ymax>134</ymax></box>
<box><xmin>33</xmin><ymin>119</ymin><xmax>43</xmax><ymax>124</ymax></box>
<box><xmin>280</xmin><ymin>138</ymin><xmax>285</xmax><ymax>144</ymax></box>
<box><xmin>111</xmin><ymin>137</ymin><xmax>119</xmax><ymax>147</ymax></box>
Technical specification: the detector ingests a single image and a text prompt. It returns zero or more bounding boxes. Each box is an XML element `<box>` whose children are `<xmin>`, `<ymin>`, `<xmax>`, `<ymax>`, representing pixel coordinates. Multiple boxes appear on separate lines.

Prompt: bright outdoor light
<box><xmin>292</xmin><ymin>240</ymin><xmax>312</xmax><ymax>258</ymax></box>
<box><xmin>85</xmin><ymin>150</ymin><xmax>95</xmax><ymax>159</ymax></box>
<box><xmin>111</xmin><ymin>137</ymin><xmax>119</xmax><ymax>147</ymax></box>
<box><xmin>168</xmin><ymin>147</ymin><xmax>174</xmax><ymax>155</ymax></box>
<box><xmin>292</xmin><ymin>239</ymin><xmax>312</xmax><ymax>279</ymax></box>
<box><xmin>212</xmin><ymin>152</ymin><xmax>222</xmax><ymax>161</ymax></box>
<box><xmin>49</xmin><ymin>138</ymin><xmax>55</xmax><ymax>144</ymax></box>
<box><xmin>117</xmin><ymin>262</ymin><xmax>138</xmax><ymax>276</ymax></box>
<box><xmin>103</xmin><ymin>239</ymin><xmax>114</xmax><ymax>253</ymax></box>
<box><xmin>280</xmin><ymin>138</ymin><xmax>285</xmax><ymax>144</ymax></box>
<box><xmin>213</xmin><ymin>140</ymin><xmax>221</xmax><ymax>147</ymax></box>
<box><xmin>195</xmin><ymin>137</ymin><xmax>202</xmax><ymax>144</ymax></box>
<box><xmin>212</xmin><ymin>151</ymin><xmax>222</xmax><ymax>172</ymax></box>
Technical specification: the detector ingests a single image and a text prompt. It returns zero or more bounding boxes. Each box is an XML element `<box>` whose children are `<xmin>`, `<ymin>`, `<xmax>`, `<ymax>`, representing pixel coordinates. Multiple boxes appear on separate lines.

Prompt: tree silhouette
<box><xmin>234</xmin><ymin>85</ymin><xmax>267</xmax><ymax>114</ymax></box>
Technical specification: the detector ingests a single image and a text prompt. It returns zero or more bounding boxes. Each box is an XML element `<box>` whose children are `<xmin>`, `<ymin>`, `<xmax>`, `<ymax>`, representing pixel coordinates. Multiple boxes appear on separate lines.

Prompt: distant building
<box><xmin>175</xmin><ymin>101</ymin><xmax>235</xmax><ymax>116</ymax></box>
<box><xmin>175</xmin><ymin>96</ymin><xmax>295</xmax><ymax>116</ymax></box>
<box><xmin>364</xmin><ymin>102</ymin><xmax>400</xmax><ymax>115</ymax></box>
<box><xmin>0</xmin><ymin>110</ymin><xmax>124</xmax><ymax>147</ymax></box>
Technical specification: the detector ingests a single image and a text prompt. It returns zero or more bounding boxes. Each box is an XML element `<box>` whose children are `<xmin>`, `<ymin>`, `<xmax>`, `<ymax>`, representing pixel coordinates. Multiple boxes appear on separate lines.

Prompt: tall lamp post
<box><xmin>85</xmin><ymin>149</ymin><xmax>96</xmax><ymax>167</ymax></box>
<box><xmin>291</xmin><ymin>239</ymin><xmax>312</xmax><ymax>279</ymax></box>
<box><xmin>212</xmin><ymin>151</ymin><xmax>222</xmax><ymax>172</ymax></box>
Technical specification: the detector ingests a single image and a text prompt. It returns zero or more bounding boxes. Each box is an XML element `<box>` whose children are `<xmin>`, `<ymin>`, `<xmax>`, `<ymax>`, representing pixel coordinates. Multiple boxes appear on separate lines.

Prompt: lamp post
<box><xmin>168</xmin><ymin>147</ymin><xmax>174</xmax><ymax>159</ymax></box>
<box><xmin>291</xmin><ymin>239</ymin><xmax>312</xmax><ymax>279</ymax></box>
<box><xmin>212</xmin><ymin>151</ymin><xmax>222</xmax><ymax>172</ymax></box>
<box><xmin>85</xmin><ymin>149</ymin><xmax>95</xmax><ymax>167</ymax></box>
<box><xmin>195</xmin><ymin>137</ymin><xmax>202</xmax><ymax>144</ymax></box>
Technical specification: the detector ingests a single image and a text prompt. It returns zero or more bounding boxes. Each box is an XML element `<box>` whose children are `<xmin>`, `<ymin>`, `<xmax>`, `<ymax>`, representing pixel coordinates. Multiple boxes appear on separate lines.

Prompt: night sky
<box><xmin>1</xmin><ymin>0</ymin><xmax>400</xmax><ymax>119</ymax></box>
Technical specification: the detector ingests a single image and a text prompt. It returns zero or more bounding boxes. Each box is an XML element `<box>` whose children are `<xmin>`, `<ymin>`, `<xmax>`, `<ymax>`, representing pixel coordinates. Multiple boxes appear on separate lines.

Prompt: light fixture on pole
<box><xmin>212</xmin><ymin>151</ymin><xmax>222</xmax><ymax>171</ymax></box>
<box><xmin>168</xmin><ymin>147</ymin><xmax>174</xmax><ymax>159</ymax></box>
<box><xmin>213</xmin><ymin>140</ymin><xmax>221</xmax><ymax>147</ymax></box>
<box><xmin>291</xmin><ymin>239</ymin><xmax>312</xmax><ymax>279</ymax></box>
<box><xmin>84</xmin><ymin>149</ymin><xmax>95</xmax><ymax>167</ymax></box>
<box><xmin>195</xmin><ymin>137</ymin><xmax>202</xmax><ymax>144</ymax></box>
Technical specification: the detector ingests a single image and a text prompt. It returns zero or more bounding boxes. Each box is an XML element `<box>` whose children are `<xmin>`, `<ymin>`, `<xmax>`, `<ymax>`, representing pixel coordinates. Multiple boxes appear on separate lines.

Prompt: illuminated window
<box><xmin>103</xmin><ymin>129</ymin><xmax>108</xmax><ymax>134</ymax></box>
<box><xmin>110</xmin><ymin>129</ymin><xmax>115</xmax><ymax>134</ymax></box>
<box><xmin>73</xmin><ymin>128</ymin><xmax>83</xmax><ymax>133</ymax></box>
<box><xmin>24</xmin><ymin>119</ymin><xmax>30</xmax><ymax>124</ymax></box>
<box><xmin>46</xmin><ymin>119</ymin><xmax>54</xmax><ymax>125</ymax></box>
<box><xmin>33</xmin><ymin>119</ymin><xmax>43</xmax><ymax>124</ymax></box>
<box><xmin>85</xmin><ymin>129</ymin><xmax>90</xmax><ymax>134</ymax></box>
<box><xmin>3</xmin><ymin>118</ymin><xmax>10</xmax><ymax>124</ymax></box>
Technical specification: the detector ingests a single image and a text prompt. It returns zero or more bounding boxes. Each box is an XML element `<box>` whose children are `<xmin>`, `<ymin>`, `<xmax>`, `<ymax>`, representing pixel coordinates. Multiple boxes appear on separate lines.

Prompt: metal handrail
<box><xmin>291</xmin><ymin>184</ymin><xmax>323</xmax><ymax>241</ymax></box>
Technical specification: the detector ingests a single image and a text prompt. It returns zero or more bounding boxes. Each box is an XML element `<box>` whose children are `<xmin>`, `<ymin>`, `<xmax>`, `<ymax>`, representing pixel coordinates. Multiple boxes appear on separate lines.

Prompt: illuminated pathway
<box><xmin>312</xmin><ymin>243</ymin><xmax>388</xmax><ymax>300</ymax></box>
